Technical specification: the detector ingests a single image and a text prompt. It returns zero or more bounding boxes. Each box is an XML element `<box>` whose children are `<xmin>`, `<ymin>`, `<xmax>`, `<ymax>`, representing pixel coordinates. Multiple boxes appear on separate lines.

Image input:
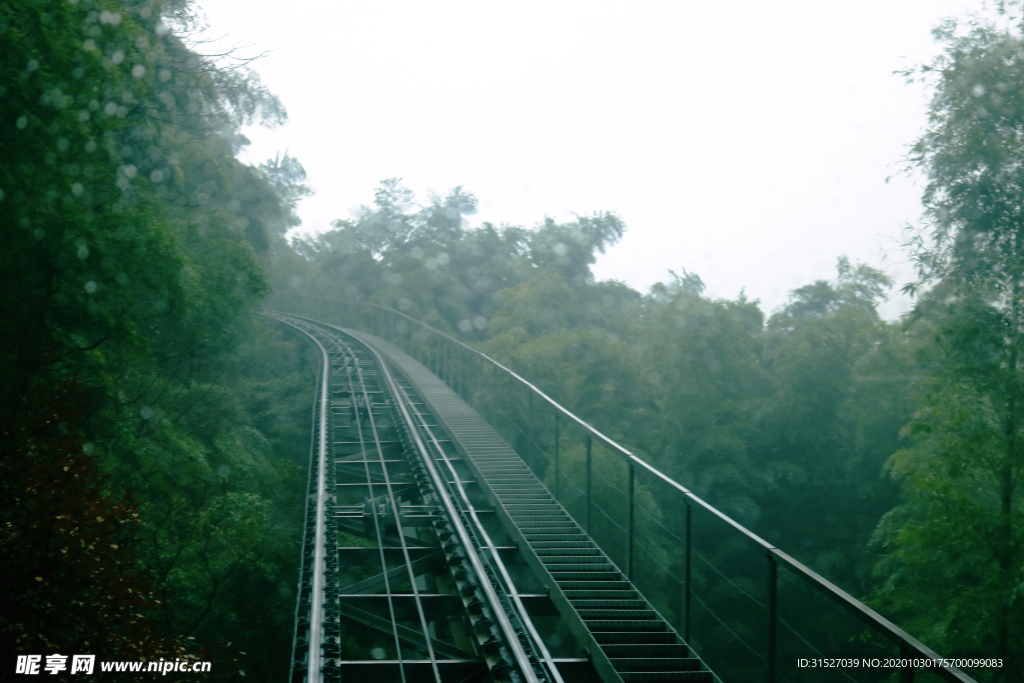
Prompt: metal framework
<box><xmin>268</xmin><ymin>295</ymin><xmax>978</xmax><ymax>683</ymax></box>
<box><xmin>273</xmin><ymin>312</ymin><xmax>713</xmax><ymax>682</ymax></box>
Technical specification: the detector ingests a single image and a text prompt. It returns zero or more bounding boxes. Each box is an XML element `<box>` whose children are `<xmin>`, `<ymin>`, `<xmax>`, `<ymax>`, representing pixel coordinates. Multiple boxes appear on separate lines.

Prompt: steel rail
<box><xmin>287</xmin><ymin>317</ymin><xmax>330</xmax><ymax>683</ymax></box>
<box><xmin>277</xmin><ymin>311</ymin><xmax>554</xmax><ymax>682</ymax></box>
<box><xmin>353</xmin><ymin>327</ymin><xmax>545</xmax><ymax>683</ymax></box>
<box><xmin>267</xmin><ymin>298</ymin><xmax>978</xmax><ymax>683</ymax></box>
<box><xmin>391</xmin><ymin>371</ymin><xmax>565</xmax><ymax>683</ymax></box>
<box><xmin>281</xmin><ymin>318</ymin><xmax>452</xmax><ymax>681</ymax></box>
<box><xmin>335</xmin><ymin>341</ymin><xmax>408</xmax><ymax>682</ymax></box>
<box><xmin>289</xmin><ymin>349</ymin><xmax>320</xmax><ymax>683</ymax></box>
<box><xmin>340</xmin><ymin>332</ymin><xmax>443</xmax><ymax>682</ymax></box>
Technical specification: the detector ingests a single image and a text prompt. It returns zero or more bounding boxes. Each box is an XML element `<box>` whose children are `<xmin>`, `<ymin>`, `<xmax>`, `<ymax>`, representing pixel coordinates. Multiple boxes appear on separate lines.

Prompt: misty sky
<box><xmin>196</xmin><ymin>0</ymin><xmax>981</xmax><ymax>319</ymax></box>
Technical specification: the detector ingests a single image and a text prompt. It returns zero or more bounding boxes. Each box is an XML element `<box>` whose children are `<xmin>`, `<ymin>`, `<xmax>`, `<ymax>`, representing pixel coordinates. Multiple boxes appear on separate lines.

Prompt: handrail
<box><xmin>265</xmin><ymin>292</ymin><xmax>977</xmax><ymax>683</ymax></box>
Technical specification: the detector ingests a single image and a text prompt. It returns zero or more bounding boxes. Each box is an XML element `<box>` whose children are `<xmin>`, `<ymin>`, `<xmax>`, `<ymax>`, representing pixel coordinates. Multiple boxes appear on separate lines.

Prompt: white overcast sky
<box><xmin>196</xmin><ymin>0</ymin><xmax>982</xmax><ymax>319</ymax></box>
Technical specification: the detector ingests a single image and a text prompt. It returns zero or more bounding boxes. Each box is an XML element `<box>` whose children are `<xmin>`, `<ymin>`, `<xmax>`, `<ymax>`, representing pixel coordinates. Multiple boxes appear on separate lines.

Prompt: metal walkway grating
<box><xmin>347</xmin><ymin>329</ymin><xmax>713</xmax><ymax>683</ymax></box>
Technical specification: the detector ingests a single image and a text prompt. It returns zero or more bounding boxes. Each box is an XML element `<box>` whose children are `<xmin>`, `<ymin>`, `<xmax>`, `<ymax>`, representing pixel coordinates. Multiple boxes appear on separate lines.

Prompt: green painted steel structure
<box><xmin>271</xmin><ymin>294</ymin><xmax>976</xmax><ymax>683</ymax></box>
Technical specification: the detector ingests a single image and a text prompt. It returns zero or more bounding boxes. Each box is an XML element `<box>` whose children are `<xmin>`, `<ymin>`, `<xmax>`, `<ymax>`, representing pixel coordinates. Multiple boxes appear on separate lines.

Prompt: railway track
<box><xmin>270</xmin><ymin>312</ymin><xmax>713</xmax><ymax>683</ymax></box>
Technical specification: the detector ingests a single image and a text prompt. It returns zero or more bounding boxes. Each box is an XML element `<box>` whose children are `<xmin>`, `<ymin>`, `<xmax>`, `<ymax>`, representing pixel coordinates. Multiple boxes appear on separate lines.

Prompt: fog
<box><xmin>199</xmin><ymin>0</ymin><xmax>977</xmax><ymax>318</ymax></box>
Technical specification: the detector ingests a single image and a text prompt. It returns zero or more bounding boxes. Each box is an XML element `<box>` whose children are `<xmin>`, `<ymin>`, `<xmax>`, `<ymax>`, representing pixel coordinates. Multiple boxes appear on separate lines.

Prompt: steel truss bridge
<box><xmin>267</xmin><ymin>295</ymin><xmax>975</xmax><ymax>683</ymax></box>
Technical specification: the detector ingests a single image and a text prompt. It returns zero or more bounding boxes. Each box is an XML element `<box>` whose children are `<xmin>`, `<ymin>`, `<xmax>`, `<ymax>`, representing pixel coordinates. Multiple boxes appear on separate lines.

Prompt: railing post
<box><xmin>899</xmin><ymin>643</ymin><xmax>914</xmax><ymax>683</ymax></box>
<box><xmin>683</xmin><ymin>499</ymin><xmax>691</xmax><ymax>641</ymax></box>
<box><xmin>527</xmin><ymin>391</ymin><xmax>534</xmax><ymax>472</ymax></box>
<box><xmin>553</xmin><ymin>412</ymin><xmax>560</xmax><ymax>499</ymax></box>
<box><xmin>627</xmin><ymin>461</ymin><xmax>634</xmax><ymax>580</ymax></box>
<box><xmin>585</xmin><ymin>434</ymin><xmax>592</xmax><ymax>533</ymax></box>
<box><xmin>766</xmin><ymin>553</ymin><xmax>777</xmax><ymax>683</ymax></box>
<box><xmin>507</xmin><ymin>374</ymin><xmax>515</xmax><ymax>445</ymax></box>
<box><xmin>490</xmin><ymin>362</ymin><xmax>497</xmax><ymax>416</ymax></box>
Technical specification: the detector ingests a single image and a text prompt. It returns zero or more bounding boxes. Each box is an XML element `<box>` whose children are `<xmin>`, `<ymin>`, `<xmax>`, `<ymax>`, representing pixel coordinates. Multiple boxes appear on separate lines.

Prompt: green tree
<box><xmin>636</xmin><ymin>276</ymin><xmax>768</xmax><ymax>521</ymax></box>
<box><xmin>528</xmin><ymin>213</ymin><xmax>625</xmax><ymax>288</ymax></box>
<box><xmin>870</xmin><ymin>7</ymin><xmax>1023</xmax><ymax>679</ymax></box>
<box><xmin>0</xmin><ymin>0</ymin><xmax>308</xmax><ymax>678</ymax></box>
<box><xmin>755</xmin><ymin>259</ymin><xmax>912</xmax><ymax>589</ymax></box>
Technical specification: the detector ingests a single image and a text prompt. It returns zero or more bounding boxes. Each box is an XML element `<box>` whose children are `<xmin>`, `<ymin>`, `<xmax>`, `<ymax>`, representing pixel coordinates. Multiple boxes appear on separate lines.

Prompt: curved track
<box><xmin>273</xmin><ymin>313</ymin><xmax>565</xmax><ymax>683</ymax></box>
<box><xmin>267</xmin><ymin>296</ymin><xmax>978</xmax><ymax>683</ymax></box>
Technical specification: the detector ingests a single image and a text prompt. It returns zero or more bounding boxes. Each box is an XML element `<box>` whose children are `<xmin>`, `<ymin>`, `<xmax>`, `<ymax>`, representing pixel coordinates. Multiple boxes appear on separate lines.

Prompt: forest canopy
<box><xmin>1</xmin><ymin>0</ymin><xmax>310</xmax><ymax>678</ymax></box>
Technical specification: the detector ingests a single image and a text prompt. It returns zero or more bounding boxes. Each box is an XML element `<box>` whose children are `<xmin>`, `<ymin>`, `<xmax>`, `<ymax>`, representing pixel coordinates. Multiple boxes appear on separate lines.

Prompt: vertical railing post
<box><xmin>455</xmin><ymin>351</ymin><xmax>461</xmax><ymax>397</ymax></box>
<box><xmin>527</xmin><ymin>391</ymin><xmax>534</xmax><ymax>472</ymax></box>
<box><xmin>899</xmin><ymin>643</ymin><xmax>914</xmax><ymax>683</ymax></box>
<box><xmin>442</xmin><ymin>342</ymin><xmax>448</xmax><ymax>384</ymax></box>
<box><xmin>683</xmin><ymin>498</ymin><xmax>692</xmax><ymax>641</ymax></box>
<box><xmin>507</xmin><ymin>374</ymin><xmax>515</xmax><ymax>445</ymax></box>
<box><xmin>476</xmin><ymin>355</ymin><xmax>484</xmax><ymax>409</ymax></box>
<box><xmin>766</xmin><ymin>553</ymin><xmax>777</xmax><ymax>683</ymax></box>
<box><xmin>553</xmin><ymin>412</ymin><xmax>560</xmax><ymax>500</ymax></box>
<box><xmin>455</xmin><ymin>351</ymin><xmax>462</xmax><ymax>397</ymax></box>
<box><xmin>627</xmin><ymin>461</ymin><xmax>634</xmax><ymax>580</ymax></box>
<box><xmin>585</xmin><ymin>434</ymin><xmax>592</xmax><ymax>533</ymax></box>
<box><xmin>490</xmin><ymin>362</ymin><xmax>497</xmax><ymax>418</ymax></box>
